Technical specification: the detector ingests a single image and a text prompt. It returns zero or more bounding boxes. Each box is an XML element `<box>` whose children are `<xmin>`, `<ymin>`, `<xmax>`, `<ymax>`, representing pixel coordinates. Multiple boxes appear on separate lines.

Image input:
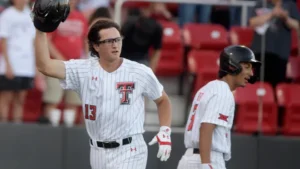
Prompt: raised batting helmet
<box><xmin>219</xmin><ymin>45</ymin><xmax>261</xmax><ymax>84</ymax></box>
<box><xmin>31</xmin><ymin>0</ymin><xmax>70</xmax><ymax>32</ymax></box>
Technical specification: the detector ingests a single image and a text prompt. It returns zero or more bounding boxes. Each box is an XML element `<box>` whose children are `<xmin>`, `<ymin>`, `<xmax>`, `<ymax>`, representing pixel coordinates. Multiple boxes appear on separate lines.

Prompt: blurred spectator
<box><xmin>178</xmin><ymin>4</ymin><xmax>212</xmax><ymax>27</ymax></box>
<box><xmin>0</xmin><ymin>0</ymin><xmax>36</xmax><ymax>123</ymax></box>
<box><xmin>230</xmin><ymin>6</ymin><xmax>242</xmax><ymax>27</ymax></box>
<box><xmin>88</xmin><ymin>6</ymin><xmax>112</xmax><ymax>26</ymax></box>
<box><xmin>42</xmin><ymin>0</ymin><xmax>88</xmax><ymax>123</ymax></box>
<box><xmin>0</xmin><ymin>1</ymin><xmax>7</xmax><ymax>13</ymax></box>
<box><xmin>249</xmin><ymin>0</ymin><xmax>300</xmax><ymax>87</ymax></box>
<box><xmin>149</xmin><ymin>3</ymin><xmax>173</xmax><ymax>21</ymax></box>
<box><xmin>77</xmin><ymin>0</ymin><xmax>110</xmax><ymax>20</ymax></box>
<box><xmin>121</xmin><ymin>5</ymin><xmax>163</xmax><ymax>71</ymax></box>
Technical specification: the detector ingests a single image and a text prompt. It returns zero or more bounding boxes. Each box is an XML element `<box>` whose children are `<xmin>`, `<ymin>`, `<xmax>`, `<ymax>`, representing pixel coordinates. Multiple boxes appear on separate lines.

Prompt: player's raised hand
<box><xmin>31</xmin><ymin>0</ymin><xmax>70</xmax><ymax>32</ymax></box>
<box><xmin>148</xmin><ymin>126</ymin><xmax>172</xmax><ymax>161</ymax></box>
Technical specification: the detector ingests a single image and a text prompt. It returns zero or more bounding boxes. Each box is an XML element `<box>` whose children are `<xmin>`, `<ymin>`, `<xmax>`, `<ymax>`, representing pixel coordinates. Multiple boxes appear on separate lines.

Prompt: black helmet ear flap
<box><xmin>248</xmin><ymin>62</ymin><xmax>261</xmax><ymax>84</ymax></box>
<box><xmin>228</xmin><ymin>59</ymin><xmax>242</xmax><ymax>75</ymax></box>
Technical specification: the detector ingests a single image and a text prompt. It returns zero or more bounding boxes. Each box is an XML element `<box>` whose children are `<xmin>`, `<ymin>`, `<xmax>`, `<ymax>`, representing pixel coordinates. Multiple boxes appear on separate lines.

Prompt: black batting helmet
<box><xmin>219</xmin><ymin>45</ymin><xmax>261</xmax><ymax>84</ymax></box>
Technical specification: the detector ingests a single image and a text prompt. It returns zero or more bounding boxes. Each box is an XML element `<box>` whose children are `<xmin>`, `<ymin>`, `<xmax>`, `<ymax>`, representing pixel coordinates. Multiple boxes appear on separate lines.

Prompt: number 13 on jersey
<box><xmin>85</xmin><ymin>104</ymin><xmax>97</xmax><ymax>121</ymax></box>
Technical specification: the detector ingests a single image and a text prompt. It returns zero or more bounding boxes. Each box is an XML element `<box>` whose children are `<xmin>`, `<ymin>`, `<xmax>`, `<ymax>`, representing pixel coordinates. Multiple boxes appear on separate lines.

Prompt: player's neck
<box><xmin>220</xmin><ymin>76</ymin><xmax>237</xmax><ymax>91</ymax></box>
<box><xmin>99</xmin><ymin>58</ymin><xmax>123</xmax><ymax>73</ymax></box>
<box><xmin>14</xmin><ymin>4</ymin><xmax>25</xmax><ymax>11</ymax></box>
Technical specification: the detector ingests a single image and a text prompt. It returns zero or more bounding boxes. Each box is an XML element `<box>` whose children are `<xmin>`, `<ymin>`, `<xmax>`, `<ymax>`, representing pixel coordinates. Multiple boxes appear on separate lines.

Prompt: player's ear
<box><xmin>93</xmin><ymin>43</ymin><xmax>101</xmax><ymax>52</ymax></box>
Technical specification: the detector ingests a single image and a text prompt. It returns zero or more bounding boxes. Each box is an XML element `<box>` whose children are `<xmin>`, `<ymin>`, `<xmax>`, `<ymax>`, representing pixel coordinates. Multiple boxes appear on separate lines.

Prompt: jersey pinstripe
<box><xmin>184</xmin><ymin>80</ymin><xmax>235</xmax><ymax>160</ymax></box>
<box><xmin>60</xmin><ymin>58</ymin><xmax>163</xmax><ymax>141</ymax></box>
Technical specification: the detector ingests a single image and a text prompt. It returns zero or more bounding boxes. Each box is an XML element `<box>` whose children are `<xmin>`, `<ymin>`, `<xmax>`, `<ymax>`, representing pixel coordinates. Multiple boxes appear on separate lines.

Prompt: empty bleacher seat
<box><xmin>183</xmin><ymin>23</ymin><xmax>229</xmax><ymax>50</ymax></box>
<box><xmin>230</xmin><ymin>26</ymin><xmax>254</xmax><ymax>47</ymax></box>
<box><xmin>234</xmin><ymin>82</ymin><xmax>278</xmax><ymax>135</ymax></box>
<box><xmin>152</xmin><ymin>20</ymin><xmax>184</xmax><ymax>76</ymax></box>
<box><xmin>187</xmin><ymin>49</ymin><xmax>219</xmax><ymax>98</ymax></box>
<box><xmin>276</xmin><ymin>83</ymin><xmax>300</xmax><ymax>136</ymax></box>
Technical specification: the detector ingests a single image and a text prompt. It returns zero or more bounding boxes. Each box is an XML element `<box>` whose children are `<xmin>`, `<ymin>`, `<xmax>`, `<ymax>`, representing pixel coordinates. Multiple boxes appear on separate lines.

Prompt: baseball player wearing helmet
<box><xmin>177</xmin><ymin>45</ymin><xmax>261</xmax><ymax>169</ymax></box>
<box><xmin>31</xmin><ymin>0</ymin><xmax>172</xmax><ymax>169</ymax></box>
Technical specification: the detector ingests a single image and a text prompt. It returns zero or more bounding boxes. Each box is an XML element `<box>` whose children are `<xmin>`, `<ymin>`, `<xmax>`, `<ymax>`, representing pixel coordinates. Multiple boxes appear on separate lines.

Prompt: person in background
<box><xmin>42</xmin><ymin>0</ymin><xmax>89</xmax><ymax>124</ymax></box>
<box><xmin>249</xmin><ymin>0</ymin><xmax>300</xmax><ymax>88</ymax></box>
<box><xmin>88</xmin><ymin>6</ymin><xmax>112</xmax><ymax>26</ymax></box>
<box><xmin>178</xmin><ymin>4</ymin><xmax>212</xmax><ymax>27</ymax></box>
<box><xmin>0</xmin><ymin>0</ymin><xmax>36</xmax><ymax>123</ymax></box>
<box><xmin>150</xmin><ymin>3</ymin><xmax>173</xmax><ymax>21</ymax></box>
<box><xmin>121</xmin><ymin>4</ymin><xmax>163</xmax><ymax>72</ymax></box>
<box><xmin>77</xmin><ymin>0</ymin><xmax>110</xmax><ymax>20</ymax></box>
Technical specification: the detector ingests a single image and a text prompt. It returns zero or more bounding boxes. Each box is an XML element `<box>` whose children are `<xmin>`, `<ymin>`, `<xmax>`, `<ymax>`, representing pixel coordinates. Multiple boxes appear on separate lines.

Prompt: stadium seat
<box><xmin>230</xmin><ymin>26</ymin><xmax>254</xmax><ymax>47</ymax></box>
<box><xmin>187</xmin><ymin>49</ymin><xmax>219</xmax><ymax>99</ymax></box>
<box><xmin>291</xmin><ymin>29</ymin><xmax>298</xmax><ymax>56</ymax></box>
<box><xmin>276</xmin><ymin>83</ymin><xmax>300</xmax><ymax>136</ymax></box>
<box><xmin>234</xmin><ymin>82</ymin><xmax>278</xmax><ymax>135</ymax></box>
<box><xmin>183</xmin><ymin>23</ymin><xmax>229</xmax><ymax>50</ymax></box>
<box><xmin>23</xmin><ymin>88</ymin><xmax>43</xmax><ymax>122</ymax></box>
<box><xmin>286</xmin><ymin>56</ymin><xmax>300</xmax><ymax>82</ymax></box>
<box><xmin>152</xmin><ymin>20</ymin><xmax>184</xmax><ymax>76</ymax></box>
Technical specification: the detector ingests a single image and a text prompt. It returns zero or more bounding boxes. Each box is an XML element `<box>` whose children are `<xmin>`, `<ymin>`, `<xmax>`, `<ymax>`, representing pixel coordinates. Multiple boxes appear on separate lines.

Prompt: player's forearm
<box><xmin>0</xmin><ymin>38</ymin><xmax>10</xmax><ymax>66</ymax></box>
<box><xmin>156</xmin><ymin>91</ymin><xmax>172</xmax><ymax>127</ymax></box>
<box><xmin>199</xmin><ymin>123</ymin><xmax>215</xmax><ymax>163</ymax></box>
<box><xmin>35</xmin><ymin>30</ymin><xmax>66</xmax><ymax>79</ymax></box>
<box><xmin>35</xmin><ymin>30</ymin><xmax>52</xmax><ymax>72</ymax></box>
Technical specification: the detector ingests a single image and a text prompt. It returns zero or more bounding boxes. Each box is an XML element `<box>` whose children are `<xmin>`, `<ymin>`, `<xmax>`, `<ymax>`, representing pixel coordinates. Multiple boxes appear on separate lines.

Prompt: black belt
<box><xmin>90</xmin><ymin>137</ymin><xmax>132</xmax><ymax>149</ymax></box>
<box><xmin>193</xmin><ymin>148</ymin><xmax>200</xmax><ymax>154</ymax></box>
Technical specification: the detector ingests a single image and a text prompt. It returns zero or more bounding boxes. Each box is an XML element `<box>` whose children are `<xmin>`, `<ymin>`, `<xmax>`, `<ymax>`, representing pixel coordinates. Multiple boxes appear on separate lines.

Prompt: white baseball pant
<box><xmin>89</xmin><ymin>134</ymin><xmax>148</xmax><ymax>169</ymax></box>
<box><xmin>177</xmin><ymin>148</ymin><xmax>226</xmax><ymax>169</ymax></box>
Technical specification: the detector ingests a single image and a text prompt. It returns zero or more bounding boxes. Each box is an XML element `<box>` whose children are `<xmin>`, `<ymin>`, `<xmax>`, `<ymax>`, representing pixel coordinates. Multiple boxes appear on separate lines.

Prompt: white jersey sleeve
<box><xmin>0</xmin><ymin>10</ymin><xmax>10</xmax><ymax>38</ymax></box>
<box><xmin>60</xmin><ymin>59</ymin><xmax>86</xmax><ymax>92</ymax></box>
<box><xmin>201</xmin><ymin>94</ymin><xmax>232</xmax><ymax>128</ymax></box>
<box><xmin>142</xmin><ymin>67</ymin><xmax>164</xmax><ymax>100</ymax></box>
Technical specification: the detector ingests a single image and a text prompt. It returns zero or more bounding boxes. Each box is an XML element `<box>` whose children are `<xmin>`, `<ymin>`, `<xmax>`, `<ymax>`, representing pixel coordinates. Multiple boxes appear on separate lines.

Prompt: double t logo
<box><xmin>116</xmin><ymin>82</ymin><xmax>135</xmax><ymax>105</ymax></box>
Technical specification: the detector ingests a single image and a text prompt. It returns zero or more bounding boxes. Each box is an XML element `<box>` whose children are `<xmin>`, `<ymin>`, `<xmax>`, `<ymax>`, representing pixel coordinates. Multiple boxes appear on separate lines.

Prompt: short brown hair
<box><xmin>88</xmin><ymin>20</ymin><xmax>121</xmax><ymax>58</ymax></box>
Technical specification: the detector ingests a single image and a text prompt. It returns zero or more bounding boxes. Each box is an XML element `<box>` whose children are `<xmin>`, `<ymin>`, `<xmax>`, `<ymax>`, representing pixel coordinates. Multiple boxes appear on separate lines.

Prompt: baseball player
<box><xmin>31</xmin><ymin>0</ymin><xmax>172</xmax><ymax>169</ymax></box>
<box><xmin>177</xmin><ymin>45</ymin><xmax>261</xmax><ymax>169</ymax></box>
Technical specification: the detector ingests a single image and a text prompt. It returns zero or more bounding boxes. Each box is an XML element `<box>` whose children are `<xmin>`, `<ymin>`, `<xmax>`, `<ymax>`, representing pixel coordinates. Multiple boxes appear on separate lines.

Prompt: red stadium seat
<box><xmin>286</xmin><ymin>56</ymin><xmax>300</xmax><ymax>82</ymax></box>
<box><xmin>152</xmin><ymin>20</ymin><xmax>184</xmax><ymax>76</ymax></box>
<box><xmin>187</xmin><ymin>49</ymin><xmax>219</xmax><ymax>98</ymax></box>
<box><xmin>291</xmin><ymin>29</ymin><xmax>298</xmax><ymax>56</ymax></box>
<box><xmin>183</xmin><ymin>23</ymin><xmax>229</xmax><ymax>50</ymax></box>
<box><xmin>230</xmin><ymin>26</ymin><xmax>254</xmax><ymax>47</ymax></box>
<box><xmin>234</xmin><ymin>82</ymin><xmax>278</xmax><ymax>135</ymax></box>
<box><xmin>276</xmin><ymin>83</ymin><xmax>300</xmax><ymax>136</ymax></box>
<box><xmin>23</xmin><ymin>88</ymin><xmax>43</xmax><ymax>122</ymax></box>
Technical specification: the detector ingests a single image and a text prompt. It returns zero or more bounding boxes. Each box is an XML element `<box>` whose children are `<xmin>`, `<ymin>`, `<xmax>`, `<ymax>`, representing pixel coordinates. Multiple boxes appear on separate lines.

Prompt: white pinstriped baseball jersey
<box><xmin>184</xmin><ymin>80</ymin><xmax>235</xmax><ymax>160</ymax></box>
<box><xmin>60</xmin><ymin>57</ymin><xmax>163</xmax><ymax>141</ymax></box>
